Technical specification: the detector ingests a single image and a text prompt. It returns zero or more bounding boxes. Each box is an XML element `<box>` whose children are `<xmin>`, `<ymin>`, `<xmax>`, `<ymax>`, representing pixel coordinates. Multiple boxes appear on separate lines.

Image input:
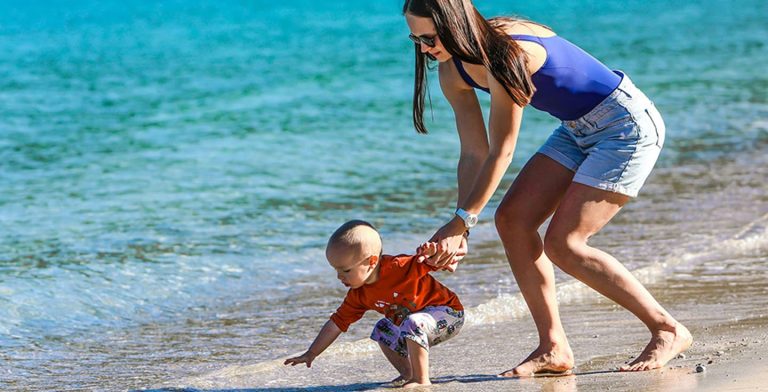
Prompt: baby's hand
<box><xmin>417</xmin><ymin>242</ymin><xmax>439</xmax><ymax>257</ymax></box>
<box><xmin>417</xmin><ymin>242</ymin><xmax>459</xmax><ymax>272</ymax></box>
<box><xmin>283</xmin><ymin>351</ymin><xmax>316</xmax><ymax>368</ymax></box>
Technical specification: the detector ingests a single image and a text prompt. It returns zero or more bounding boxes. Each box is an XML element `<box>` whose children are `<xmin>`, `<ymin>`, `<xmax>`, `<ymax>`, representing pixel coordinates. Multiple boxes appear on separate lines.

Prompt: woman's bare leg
<box><xmin>495</xmin><ymin>154</ymin><xmax>576</xmax><ymax>376</ymax></box>
<box><xmin>544</xmin><ymin>182</ymin><xmax>692</xmax><ymax>371</ymax></box>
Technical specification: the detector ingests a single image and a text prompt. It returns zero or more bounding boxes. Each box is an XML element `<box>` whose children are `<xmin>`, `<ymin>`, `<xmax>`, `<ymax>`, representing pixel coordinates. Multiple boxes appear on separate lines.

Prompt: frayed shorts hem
<box><xmin>572</xmin><ymin>173</ymin><xmax>638</xmax><ymax>197</ymax></box>
<box><xmin>537</xmin><ymin>149</ymin><xmax>640</xmax><ymax>197</ymax></box>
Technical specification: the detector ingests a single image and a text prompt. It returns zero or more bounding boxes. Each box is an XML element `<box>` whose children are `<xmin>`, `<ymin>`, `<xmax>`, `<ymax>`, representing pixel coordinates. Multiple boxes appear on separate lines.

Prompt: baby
<box><xmin>284</xmin><ymin>219</ymin><xmax>466</xmax><ymax>389</ymax></box>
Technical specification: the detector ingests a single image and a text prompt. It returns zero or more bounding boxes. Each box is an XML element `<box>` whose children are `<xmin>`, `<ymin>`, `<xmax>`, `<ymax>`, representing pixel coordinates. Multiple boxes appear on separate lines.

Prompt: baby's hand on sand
<box><xmin>283</xmin><ymin>351</ymin><xmax>315</xmax><ymax>368</ymax></box>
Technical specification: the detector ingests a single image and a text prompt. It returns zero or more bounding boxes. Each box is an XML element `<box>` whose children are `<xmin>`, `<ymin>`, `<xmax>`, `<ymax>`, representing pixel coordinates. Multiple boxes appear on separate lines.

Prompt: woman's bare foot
<box><xmin>620</xmin><ymin>322</ymin><xmax>693</xmax><ymax>371</ymax></box>
<box><xmin>499</xmin><ymin>343</ymin><xmax>574</xmax><ymax>377</ymax></box>
<box><xmin>403</xmin><ymin>380</ymin><xmax>432</xmax><ymax>389</ymax></box>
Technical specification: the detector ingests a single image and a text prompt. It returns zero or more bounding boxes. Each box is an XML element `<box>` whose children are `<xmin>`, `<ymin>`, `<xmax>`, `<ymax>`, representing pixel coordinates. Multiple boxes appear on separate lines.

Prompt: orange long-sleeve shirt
<box><xmin>329</xmin><ymin>254</ymin><xmax>463</xmax><ymax>332</ymax></box>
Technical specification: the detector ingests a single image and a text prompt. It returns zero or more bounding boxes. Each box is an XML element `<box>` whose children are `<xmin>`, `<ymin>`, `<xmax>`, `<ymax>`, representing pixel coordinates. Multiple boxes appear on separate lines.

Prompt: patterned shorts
<box><xmin>370</xmin><ymin>306</ymin><xmax>465</xmax><ymax>357</ymax></box>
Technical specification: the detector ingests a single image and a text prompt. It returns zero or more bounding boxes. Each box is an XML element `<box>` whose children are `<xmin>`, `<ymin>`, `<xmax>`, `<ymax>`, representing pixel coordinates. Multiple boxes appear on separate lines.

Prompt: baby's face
<box><xmin>326</xmin><ymin>247</ymin><xmax>376</xmax><ymax>289</ymax></box>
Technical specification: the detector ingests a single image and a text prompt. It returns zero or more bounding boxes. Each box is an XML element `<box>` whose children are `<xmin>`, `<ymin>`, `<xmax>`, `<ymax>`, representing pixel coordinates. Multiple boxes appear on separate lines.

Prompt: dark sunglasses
<box><xmin>408</xmin><ymin>33</ymin><xmax>437</xmax><ymax>47</ymax></box>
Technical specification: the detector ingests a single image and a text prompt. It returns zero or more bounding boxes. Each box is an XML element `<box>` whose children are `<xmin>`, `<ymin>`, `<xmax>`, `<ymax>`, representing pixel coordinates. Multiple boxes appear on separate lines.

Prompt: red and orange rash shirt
<box><xmin>329</xmin><ymin>254</ymin><xmax>463</xmax><ymax>332</ymax></box>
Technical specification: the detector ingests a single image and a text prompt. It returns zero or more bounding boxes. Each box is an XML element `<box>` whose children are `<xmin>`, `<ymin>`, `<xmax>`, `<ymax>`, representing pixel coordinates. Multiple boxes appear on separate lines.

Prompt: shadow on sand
<box><xmin>138</xmin><ymin>370</ymin><xmax>636</xmax><ymax>392</ymax></box>
<box><xmin>136</xmin><ymin>373</ymin><xmax>509</xmax><ymax>392</ymax></box>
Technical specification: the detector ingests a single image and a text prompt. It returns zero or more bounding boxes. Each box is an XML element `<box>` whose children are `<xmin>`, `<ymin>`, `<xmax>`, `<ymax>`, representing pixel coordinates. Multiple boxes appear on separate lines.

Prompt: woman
<box><xmin>403</xmin><ymin>0</ymin><xmax>692</xmax><ymax>376</ymax></box>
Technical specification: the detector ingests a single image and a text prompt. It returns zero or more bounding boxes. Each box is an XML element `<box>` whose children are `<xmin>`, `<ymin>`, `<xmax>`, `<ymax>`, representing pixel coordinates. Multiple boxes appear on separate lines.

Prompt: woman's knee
<box><xmin>543</xmin><ymin>228</ymin><xmax>586</xmax><ymax>269</ymax></box>
<box><xmin>494</xmin><ymin>200</ymin><xmax>538</xmax><ymax>237</ymax></box>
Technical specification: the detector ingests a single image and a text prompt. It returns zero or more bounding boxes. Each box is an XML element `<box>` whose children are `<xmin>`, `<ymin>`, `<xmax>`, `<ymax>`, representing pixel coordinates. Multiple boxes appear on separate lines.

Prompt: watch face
<box><xmin>467</xmin><ymin>215</ymin><xmax>478</xmax><ymax>227</ymax></box>
<box><xmin>456</xmin><ymin>208</ymin><xmax>478</xmax><ymax>228</ymax></box>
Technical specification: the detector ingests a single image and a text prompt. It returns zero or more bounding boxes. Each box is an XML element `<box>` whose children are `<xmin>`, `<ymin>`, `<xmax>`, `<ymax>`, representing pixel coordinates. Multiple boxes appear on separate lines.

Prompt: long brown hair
<box><xmin>403</xmin><ymin>0</ymin><xmax>536</xmax><ymax>134</ymax></box>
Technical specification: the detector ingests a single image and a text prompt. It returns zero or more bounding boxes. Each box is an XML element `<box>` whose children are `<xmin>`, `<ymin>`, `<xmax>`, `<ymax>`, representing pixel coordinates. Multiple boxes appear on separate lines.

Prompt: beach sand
<box><xmin>160</xmin><ymin>248</ymin><xmax>768</xmax><ymax>392</ymax></box>
<box><xmin>156</xmin><ymin>206</ymin><xmax>768</xmax><ymax>392</ymax></box>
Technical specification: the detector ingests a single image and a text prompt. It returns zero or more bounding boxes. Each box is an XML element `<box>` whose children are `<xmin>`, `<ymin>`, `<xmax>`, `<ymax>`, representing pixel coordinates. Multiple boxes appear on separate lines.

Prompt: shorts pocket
<box><xmin>644</xmin><ymin>105</ymin><xmax>665</xmax><ymax>148</ymax></box>
<box><xmin>591</xmin><ymin>106</ymin><xmax>632</xmax><ymax>130</ymax></box>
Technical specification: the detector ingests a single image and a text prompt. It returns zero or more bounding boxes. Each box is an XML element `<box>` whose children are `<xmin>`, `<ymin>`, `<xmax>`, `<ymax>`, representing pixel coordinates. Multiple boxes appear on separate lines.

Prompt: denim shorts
<box><xmin>537</xmin><ymin>71</ymin><xmax>665</xmax><ymax>197</ymax></box>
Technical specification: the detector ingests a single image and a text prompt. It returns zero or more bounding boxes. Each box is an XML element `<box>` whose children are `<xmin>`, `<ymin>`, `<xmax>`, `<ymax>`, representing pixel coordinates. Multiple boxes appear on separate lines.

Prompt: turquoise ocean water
<box><xmin>1</xmin><ymin>1</ymin><xmax>766</xmax><ymax>390</ymax></box>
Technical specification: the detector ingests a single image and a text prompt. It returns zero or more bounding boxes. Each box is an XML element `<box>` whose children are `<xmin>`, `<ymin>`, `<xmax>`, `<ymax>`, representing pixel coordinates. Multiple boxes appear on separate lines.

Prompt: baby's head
<box><xmin>326</xmin><ymin>220</ymin><xmax>383</xmax><ymax>289</ymax></box>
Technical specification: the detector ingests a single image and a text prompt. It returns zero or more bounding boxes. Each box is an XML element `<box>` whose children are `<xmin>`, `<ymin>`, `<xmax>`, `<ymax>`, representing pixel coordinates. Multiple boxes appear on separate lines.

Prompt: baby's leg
<box><xmin>400</xmin><ymin>306</ymin><xmax>465</xmax><ymax>388</ymax></box>
<box><xmin>377</xmin><ymin>342</ymin><xmax>411</xmax><ymax>383</ymax></box>
<box><xmin>398</xmin><ymin>313</ymin><xmax>435</xmax><ymax>388</ymax></box>
<box><xmin>404</xmin><ymin>339</ymin><xmax>430</xmax><ymax>388</ymax></box>
<box><xmin>371</xmin><ymin>318</ymin><xmax>410</xmax><ymax>383</ymax></box>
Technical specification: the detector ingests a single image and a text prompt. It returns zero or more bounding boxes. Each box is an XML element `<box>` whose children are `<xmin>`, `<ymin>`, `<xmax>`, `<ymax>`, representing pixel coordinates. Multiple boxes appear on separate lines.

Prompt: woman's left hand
<box><xmin>418</xmin><ymin>217</ymin><xmax>468</xmax><ymax>268</ymax></box>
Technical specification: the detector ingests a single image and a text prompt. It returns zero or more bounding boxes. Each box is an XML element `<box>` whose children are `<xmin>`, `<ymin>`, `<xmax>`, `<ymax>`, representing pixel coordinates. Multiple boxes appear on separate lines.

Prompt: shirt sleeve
<box><xmin>329</xmin><ymin>291</ymin><xmax>367</xmax><ymax>332</ymax></box>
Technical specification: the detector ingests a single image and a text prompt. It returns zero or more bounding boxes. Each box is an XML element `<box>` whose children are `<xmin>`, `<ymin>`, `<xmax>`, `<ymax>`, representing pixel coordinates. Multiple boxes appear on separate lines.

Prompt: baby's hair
<box><xmin>327</xmin><ymin>220</ymin><xmax>382</xmax><ymax>258</ymax></box>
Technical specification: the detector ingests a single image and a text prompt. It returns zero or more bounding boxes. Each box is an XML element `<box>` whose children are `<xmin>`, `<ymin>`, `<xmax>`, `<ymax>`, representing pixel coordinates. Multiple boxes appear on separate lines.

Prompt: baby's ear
<box><xmin>368</xmin><ymin>255</ymin><xmax>379</xmax><ymax>267</ymax></box>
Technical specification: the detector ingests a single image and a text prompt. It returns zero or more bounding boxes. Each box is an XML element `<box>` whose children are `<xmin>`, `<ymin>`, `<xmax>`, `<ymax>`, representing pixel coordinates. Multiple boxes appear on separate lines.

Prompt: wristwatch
<box><xmin>455</xmin><ymin>208</ymin><xmax>478</xmax><ymax>229</ymax></box>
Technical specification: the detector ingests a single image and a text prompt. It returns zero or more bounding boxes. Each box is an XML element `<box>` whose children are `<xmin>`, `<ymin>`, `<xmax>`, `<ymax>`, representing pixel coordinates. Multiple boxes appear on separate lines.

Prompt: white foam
<box><xmin>723</xmin><ymin>212</ymin><xmax>768</xmax><ymax>256</ymax></box>
<box><xmin>653</xmin><ymin>212</ymin><xmax>768</xmax><ymax>270</ymax></box>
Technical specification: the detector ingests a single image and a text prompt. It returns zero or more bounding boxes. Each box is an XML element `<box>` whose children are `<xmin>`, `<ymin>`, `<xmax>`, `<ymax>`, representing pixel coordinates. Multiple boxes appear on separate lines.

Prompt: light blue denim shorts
<box><xmin>537</xmin><ymin>71</ymin><xmax>665</xmax><ymax>197</ymax></box>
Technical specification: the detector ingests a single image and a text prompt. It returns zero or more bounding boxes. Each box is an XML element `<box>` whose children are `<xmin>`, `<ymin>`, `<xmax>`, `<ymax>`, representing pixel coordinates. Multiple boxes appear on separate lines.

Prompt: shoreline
<box><xmin>165</xmin><ymin>266</ymin><xmax>768</xmax><ymax>392</ymax></box>
<box><xmin>163</xmin><ymin>205</ymin><xmax>768</xmax><ymax>391</ymax></box>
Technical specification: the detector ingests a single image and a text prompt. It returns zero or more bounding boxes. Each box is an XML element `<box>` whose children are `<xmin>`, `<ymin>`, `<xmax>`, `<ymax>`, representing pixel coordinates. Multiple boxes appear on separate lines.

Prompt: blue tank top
<box><xmin>452</xmin><ymin>34</ymin><xmax>622</xmax><ymax>121</ymax></box>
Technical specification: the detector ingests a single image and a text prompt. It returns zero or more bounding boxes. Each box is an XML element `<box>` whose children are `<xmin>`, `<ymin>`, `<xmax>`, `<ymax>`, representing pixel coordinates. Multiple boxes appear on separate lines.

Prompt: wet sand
<box><xmin>159</xmin><ymin>253</ymin><xmax>768</xmax><ymax>392</ymax></box>
<box><xmin>156</xmin><ymin>311</ymin><xmax>768</xmax><ymax>392</ymax></box>
<box><xmin>153</xmin><ymin>197</ymin><xmax>768</xmax><ymax>392</ymax></box>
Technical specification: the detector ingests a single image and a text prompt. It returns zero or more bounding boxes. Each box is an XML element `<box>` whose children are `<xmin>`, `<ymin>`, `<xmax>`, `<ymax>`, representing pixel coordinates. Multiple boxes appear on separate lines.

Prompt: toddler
<box><xmin>284</xmin><ymin>220</ymin><xmax>465</xmax><ymax>388</ymax></box>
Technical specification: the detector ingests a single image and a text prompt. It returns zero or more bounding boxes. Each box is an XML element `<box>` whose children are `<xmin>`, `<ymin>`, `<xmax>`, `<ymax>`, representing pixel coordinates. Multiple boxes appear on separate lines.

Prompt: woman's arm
<box><xmin>438</xmin><ymin>63</ymin><xmax>490</xmax><ymax>208</ymax></box>
<box><xmin>461</xmin><ymin>72</ymin><xmax>523</xmax><ymax>214</ymax></box>
<box><xmin>424</xmin><ymin>63</ymin><xmax>524</xmax><ymax>267</ymax></box>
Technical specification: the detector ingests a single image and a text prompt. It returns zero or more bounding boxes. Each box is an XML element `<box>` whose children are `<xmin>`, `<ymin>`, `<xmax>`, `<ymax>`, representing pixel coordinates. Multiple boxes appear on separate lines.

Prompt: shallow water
<box><xmin>1</xmin><ymin>0</ymin><xmax>766</xmax><ymax>390</ymax></box>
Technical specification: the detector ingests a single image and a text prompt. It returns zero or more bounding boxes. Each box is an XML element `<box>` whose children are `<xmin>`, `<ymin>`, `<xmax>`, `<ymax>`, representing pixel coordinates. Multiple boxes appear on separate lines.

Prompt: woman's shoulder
<box><xmin>492</xmin><ymin>19</ymin><xmax>556</xmax><ymax>38</ymax></box>
<box><xmin>493</xmin><ymin>20</ymin><xmax>552</xmax><ymax>75</ymax></box>
<box><xmin>438</xmin><ymin>59</ymin><xmax>476</xmax><ymax>93</ymax></box>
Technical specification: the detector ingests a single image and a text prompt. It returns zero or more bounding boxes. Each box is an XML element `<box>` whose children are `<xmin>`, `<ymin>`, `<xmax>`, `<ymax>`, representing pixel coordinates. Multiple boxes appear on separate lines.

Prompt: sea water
<box><xmin>0</xmin><ymin>0</ymin><xmax>766</xmax><ymax>390</ymax></box>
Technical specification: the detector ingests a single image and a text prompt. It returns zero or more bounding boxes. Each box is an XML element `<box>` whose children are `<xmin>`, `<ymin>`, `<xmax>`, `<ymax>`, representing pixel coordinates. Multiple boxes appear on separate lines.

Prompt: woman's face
<box><xmin>405</xmin><ymin>13</ymin><xmax>451</xmax><ymax>62</ymax></box>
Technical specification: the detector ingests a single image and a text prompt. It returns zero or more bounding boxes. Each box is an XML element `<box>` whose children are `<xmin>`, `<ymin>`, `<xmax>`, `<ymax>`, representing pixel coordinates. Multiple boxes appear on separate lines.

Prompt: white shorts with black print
<box><xmin>370</xmin><ymin>305</ymin><xmax>464</xmax><ymax>357</ymax></box>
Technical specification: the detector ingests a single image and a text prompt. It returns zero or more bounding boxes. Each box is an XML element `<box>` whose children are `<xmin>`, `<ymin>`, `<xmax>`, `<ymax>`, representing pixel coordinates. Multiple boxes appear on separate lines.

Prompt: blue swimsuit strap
<box><xmin>452</xmin><ymin>34</ymin><xmax>551</xmax><ymax>93</ymax></box>
<box><xmin>508</xmin><ymin>33</ymin><xmax>550</xmax><ymax>43</ymax></box>
<box><xmin>452</xmin><ymin>57</ymin><xmax>490</xmax><ymax>93</ymax></box>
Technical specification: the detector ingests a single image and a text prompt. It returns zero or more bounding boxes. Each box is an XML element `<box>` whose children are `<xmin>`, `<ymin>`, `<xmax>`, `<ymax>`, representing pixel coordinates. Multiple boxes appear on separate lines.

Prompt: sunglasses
<box><xmin>408</xmin><ymin>33</ymin><xmax>437</xmax><ymax>47</ymax></box>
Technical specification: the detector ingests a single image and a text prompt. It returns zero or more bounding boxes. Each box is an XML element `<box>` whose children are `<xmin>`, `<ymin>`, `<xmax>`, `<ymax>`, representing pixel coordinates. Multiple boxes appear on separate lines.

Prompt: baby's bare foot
<box><xmin>620</xmin><ymin>323</ymin><xmax>693</xmax><ymax>371</ymax></box>
<box><xmin>499</xmin><ymin>344</ymin><xmax>574</xmax><ymax>377</ymax></box>
<box><xmin>390</xmin><ymin>375</ymin><xmax>408</xmax><ymax>386</ymax></box>
<box><xmin>403</xmin><ymin>380</ymin><xmax>432</xmax><ymax>389</ymax></box>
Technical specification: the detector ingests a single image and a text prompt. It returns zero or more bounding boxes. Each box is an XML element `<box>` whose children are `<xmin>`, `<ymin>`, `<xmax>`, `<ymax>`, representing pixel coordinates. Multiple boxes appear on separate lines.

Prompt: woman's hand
<box><xmin>417</xmin><ymin>216</ymin><xmax>468</xmax><ymax>268</ymax></box>
<box><xmin>417</xmin><ymin>235</ymin><xmax>468</xmax><ymax>272</ymax></box>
